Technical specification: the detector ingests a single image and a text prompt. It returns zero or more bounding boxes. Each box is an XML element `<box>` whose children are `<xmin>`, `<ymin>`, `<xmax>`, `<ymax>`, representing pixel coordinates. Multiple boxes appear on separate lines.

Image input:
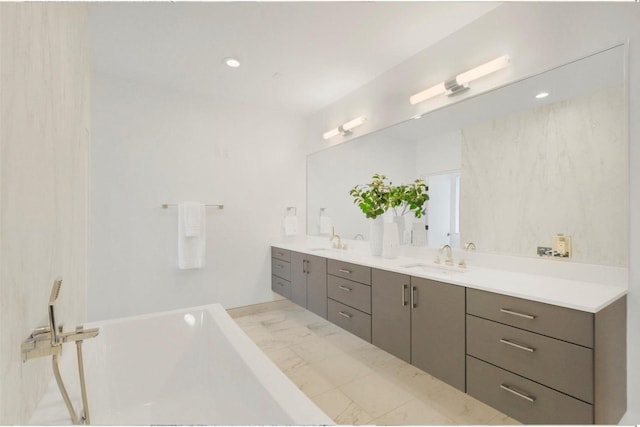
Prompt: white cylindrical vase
<box><xmin>369</xmin><ymin>217</ymin><xmax>384</xmax><ymax>256</ymax></box>
<box><xmin>382</xmin><ymin>221</ymin><xmax>400</xmax><ymax>259</ymax></box>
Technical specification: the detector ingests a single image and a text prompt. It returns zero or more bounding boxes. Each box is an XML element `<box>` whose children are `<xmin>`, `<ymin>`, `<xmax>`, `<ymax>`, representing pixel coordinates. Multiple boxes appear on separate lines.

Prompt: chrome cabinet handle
<box><xmin>305</xmin><ymin>259</ymin><xmax>310</xmax><ymax>275</ymax></box>
<box><xmin>302</xmin><ymin>260</ymin><xmax>306</xmax><ymax>274</ymax></box>
<box><xmin>500</xmin><ymin>308</ymin><xmax>536</xmax><ymax>320</ymax></box>
<box><xmin>411</xmin><ymin>286</ymin><xmax>417</xmax><ymax>308</ymax></box>
<box><xmin>500</xmin><ymin>384</ymin><xmax>535</xmax><ymax>403</ymax></box>
<box><xmin>338</xmin><ymin>285</ymin><xmax>352</xmax><ymax>292</ymax></box>
<box><xmin>402</xmin><ymin>284</ymin><xmax>408</xmax><ymax>307</ymax></box>
<box><xmin>338</xmin><ymin>311</ymin><xmax>352</xmax><ymax>319</ymax></box>
<box><xmin>338</xmin><ymin>268</ymin><xmax>352</xmax><ymax>274</ymax></box>
<box><xmin>500</xmin><ymin>338</ymin><xmax>535</xmax><ymax>352</ymax></box>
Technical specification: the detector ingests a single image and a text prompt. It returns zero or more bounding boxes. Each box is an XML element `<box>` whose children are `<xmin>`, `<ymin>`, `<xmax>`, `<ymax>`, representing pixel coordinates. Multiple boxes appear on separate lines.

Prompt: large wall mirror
<box><xmin>308</xmin><ymin>45</ymin><xmax>627</xmax><ymax>267</ymax></box>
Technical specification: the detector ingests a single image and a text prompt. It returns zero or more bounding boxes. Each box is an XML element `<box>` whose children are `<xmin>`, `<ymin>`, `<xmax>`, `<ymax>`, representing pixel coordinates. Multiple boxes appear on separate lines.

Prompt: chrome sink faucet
<box><xmin>330</xmin><ymin>227</ymin><xmax>347</xmax><ymax>249</ymax></box>
<box><xmin>458</xmin><ymin>242</ymin><xmax>477</xmax><ymax>268</ymax></box>
<box><xmin>21</xmin><ymin>279</ymin><xmax>99</xmax><ymax>425</ymax></box>
<box><xmin>435</xmin><ymin>244</ymin><xmax>454</xmax><ymax>265</ymax></box>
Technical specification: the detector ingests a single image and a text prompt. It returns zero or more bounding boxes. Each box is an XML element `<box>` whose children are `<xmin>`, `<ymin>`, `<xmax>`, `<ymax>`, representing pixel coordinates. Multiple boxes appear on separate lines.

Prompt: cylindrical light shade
<box><xmin>323</xmin><ymin>116</ymin><xmax>367</xmax><ymax>140</ymax></box>
<box><xmin>342</xmin><ymin>116</ymin><xmax>367</xmax><ymax>132</ymax></box>
<box><xmin>409</xmin><ymin>82</ymin><xmax>446</xmax><ymax>105</ymax></box>
<box><xmin>322</xmin><ymin>128</ymin><xmax>341</xmax><ymax>140</ymax></box>
<box><xmin>455</xmin><ymin>55</ymin><xmax>510</xmax><ymax>86</ymax></box>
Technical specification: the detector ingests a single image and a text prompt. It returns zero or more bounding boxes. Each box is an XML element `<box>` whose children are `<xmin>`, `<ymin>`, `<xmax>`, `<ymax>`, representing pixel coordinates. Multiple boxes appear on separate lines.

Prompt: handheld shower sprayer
<box><xmin>48</xmin><ymin>278</ymin><xmax>63</xmax><ymax>346</ymax></box>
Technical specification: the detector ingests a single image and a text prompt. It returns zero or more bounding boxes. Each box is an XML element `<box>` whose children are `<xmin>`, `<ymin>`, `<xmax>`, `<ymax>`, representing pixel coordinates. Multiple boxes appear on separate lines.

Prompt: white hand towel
<box><xmin>319</xmin><ymin>215</ymin><xmax>332</xmax><ymax>235</ymax></box>
<box><xmin>283</xmin><ymin>215</ymin><xmax>298</xmax><ymax>236</ymax></box>
<box><xmin>178</xmin><ymin>202</ymin><xmax>206</xmax><ymax>269</ymax></box>
<box><xmin>181</xmin><ymin>202</ymin><xmax>204</xmax><ymax>237</ymax></box>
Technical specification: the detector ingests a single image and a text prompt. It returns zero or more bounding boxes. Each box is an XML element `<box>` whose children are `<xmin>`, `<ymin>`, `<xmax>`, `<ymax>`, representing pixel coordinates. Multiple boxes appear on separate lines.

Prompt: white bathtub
<box><xmin>29</xmin><ymin>304</ymin><xmax>333</xmax><ymax>425</ymax></box>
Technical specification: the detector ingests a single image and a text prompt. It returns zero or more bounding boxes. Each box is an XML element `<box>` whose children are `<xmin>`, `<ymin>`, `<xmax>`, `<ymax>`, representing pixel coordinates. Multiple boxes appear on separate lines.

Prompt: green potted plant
<box><xmin>350</xmin><ymin>174</ymin><xmax>429</xmax><ymax>256</ymax></box>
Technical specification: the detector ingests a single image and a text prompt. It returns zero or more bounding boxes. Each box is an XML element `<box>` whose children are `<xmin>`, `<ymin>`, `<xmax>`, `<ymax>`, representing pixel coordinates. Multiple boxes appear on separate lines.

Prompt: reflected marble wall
<box><xmin>0</xmin><ymin>3</ymin><xmax>90</xmax><ymax>423</ymax></box>
<box><xmin>461</xmin><ymin>85</ymin><xmax>627</xmax><ymax>266</ymax></box>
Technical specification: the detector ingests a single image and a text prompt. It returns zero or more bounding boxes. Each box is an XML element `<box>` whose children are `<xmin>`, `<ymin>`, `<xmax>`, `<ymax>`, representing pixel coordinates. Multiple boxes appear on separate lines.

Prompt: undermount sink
<box><xmin>308</xmin><ymin>247</ymin><xmax>342</xmax><ymax>253</ymax></box>
<box><xmin>400</xmin><ymin>263</ymin><xmax>467</xmax><ymax>275</ymax></box>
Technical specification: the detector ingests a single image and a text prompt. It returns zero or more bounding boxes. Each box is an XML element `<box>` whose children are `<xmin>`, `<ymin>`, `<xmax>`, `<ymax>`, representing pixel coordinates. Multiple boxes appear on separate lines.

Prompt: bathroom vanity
<box><xmin>270</xmin><ymin>242</ymin><xmax>627</xmax><ymax>425</ymax></box>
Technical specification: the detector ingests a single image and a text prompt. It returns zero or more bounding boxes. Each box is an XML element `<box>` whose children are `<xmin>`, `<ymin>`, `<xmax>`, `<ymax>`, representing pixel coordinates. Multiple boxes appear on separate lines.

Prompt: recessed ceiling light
<box><xmin>224</xmin><ymin>58</ymin><xmax>241</xmax><ymax>68</ymax></box>
<box><xmin>535</xmin><ymin>92</ymin><xmax>549</xmax><ymax>99</ymax></box>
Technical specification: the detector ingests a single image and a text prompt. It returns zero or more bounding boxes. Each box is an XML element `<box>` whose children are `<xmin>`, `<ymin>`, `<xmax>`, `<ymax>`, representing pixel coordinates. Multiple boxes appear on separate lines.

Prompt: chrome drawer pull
<box><xmin>500</xmin><ymin>308</ymin><xmax>536</xmax><ymax>320</ymax></box>
<box><xmin>500</xmin><ymin>338</ymin><xmax>535</xmax><ymax>352</ymax></box>
<box><xmin>338</xmin><ymin>311</ymin><xmax>353</xmax><ymax>319</ymax></box>
<box><xmin>411</xmin><ymin>286</ymin><xmax>417</xmax><ymax>308</ymax></box>
<box><xmin>402</xmin><ymin>284</ymin><xmax>408</xmax><ymax>307</ymax></box>
<box><xmin>338</xmin><ymin>268</ymin><xmax>352</xmax><ymax>274</ymax></box>
<box><xmin>338</xmin><ymin>285</ymin><xmax>352</xmax><ymax>292</ymax></box>
<box><xmin>500</xmin><ymin>384</ymin><xmax>535</xmax><ymax>403</ymax></box>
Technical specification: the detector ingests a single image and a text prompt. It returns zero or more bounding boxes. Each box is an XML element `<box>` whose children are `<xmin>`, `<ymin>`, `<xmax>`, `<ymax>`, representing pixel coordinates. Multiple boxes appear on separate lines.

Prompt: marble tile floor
<box><xmin>227</xmin><ymin>299</ymin><xmax>521</xmax><ymax>426</ymax></box>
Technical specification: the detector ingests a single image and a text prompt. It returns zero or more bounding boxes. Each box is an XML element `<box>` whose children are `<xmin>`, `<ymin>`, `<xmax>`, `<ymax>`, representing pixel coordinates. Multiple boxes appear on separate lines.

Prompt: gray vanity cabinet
<box><xmin>290</xmin><ymin>251</ymin><xmax>327</xmax><ymax>318</ymax></box>
<box><xmin>371</xmin><ymin>269</ymin><xmax>466</xmax><ymax>391</ymax></box>
<box><xmin>466</xmin><ymin>288</ymin><xmax>627</xmax><ymax>424</ymax></box>
<box><xmin>271</xmin><ymin>248</ymin><xmax>291</xmax><ymax>299</ymax></box>
<box><xmin>371</xmin><ymin>269</ymin><xmax>411</xmax><ymax>363</ymax></box>
<box><xmin>411</xmin><ymin>276</ymin><xmax>466</xmax><ymax>392</ymax></box>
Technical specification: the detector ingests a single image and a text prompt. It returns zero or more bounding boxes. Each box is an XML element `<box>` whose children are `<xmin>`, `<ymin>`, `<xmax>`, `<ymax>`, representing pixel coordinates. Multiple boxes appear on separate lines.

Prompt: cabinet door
<box><xmin>411</xmin><ymin>277</ymin><xmax>466</xmax><ymax>391</ymax></box>
<box><xmin>290</xmin><ymin>251</ymin><xmax>307</xmax><ymax>308</ymax></box>
<box><xmin>371</xmin><ymin>269</ymin><xmax>411</xmax><ymax>363</ymax></box>
<box><xmin>306</xmin><ymin>255</ymin><xmax>327</xmax><ymax>318</ymax></box>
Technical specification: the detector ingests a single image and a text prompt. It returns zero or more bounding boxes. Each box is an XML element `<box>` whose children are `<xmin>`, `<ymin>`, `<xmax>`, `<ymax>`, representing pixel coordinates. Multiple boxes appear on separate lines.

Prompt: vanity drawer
<box><xmin>328</xmin><ymin>299</ymin><xmax>371</xmax><ymax>342</ymax></box>
<box><xmin>467</xmin><ymin>356</ymin><xmax>593</xmax><ymax>425</ymax></box>
<box><xmin>271</xmin><ymin>247</ymin><xmax>291</xmax><ymax>262</ymax></box>
<box><xmin>271</xmin><ymin>258</ymin><xmax>291</xmax><ymax>281</ymax></box>
<box><xmin>327</xmin><ymin>275</ymin><xmax>371</xmax><ymax>314</ymax></box>
<box><xmin>271</xmin><ymin>275</ymin><xmax>291</xmax><ymax>299</ymax></box>
<box><xmin>328</xmin><ymin>260</ymin><xmax>371</xmax><ymax>285</ymax></box>
<box><xmin>466</xmin><ymin>288</ymin><xmax>593</xmax><ymax>348</ymax></box>
<box><xmin>467</xmin><ymin>315</ymin><xmax>593</xmax><ymax>403</ymax></box>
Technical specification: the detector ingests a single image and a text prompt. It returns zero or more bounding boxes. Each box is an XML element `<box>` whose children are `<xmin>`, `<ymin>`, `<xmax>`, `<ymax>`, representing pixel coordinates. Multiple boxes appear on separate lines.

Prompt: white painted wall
<box><xmin>415</xmin><ymin>130</ymin><xmax>461</xmax><ymax>177</ymax></box>
<box><xmin>307</xmin><ymin>3</ymin><xmax>640</xmax><ymax>422</ymax></box>
<box><xmin>88</xmin><ymin>74</ymin><xmax>307</xmax><ymax>321</ymax></box>
<box><xmin>0</xmin><ymin>3</ymin><xmax>90</xmax><ymax>424</ymax></box>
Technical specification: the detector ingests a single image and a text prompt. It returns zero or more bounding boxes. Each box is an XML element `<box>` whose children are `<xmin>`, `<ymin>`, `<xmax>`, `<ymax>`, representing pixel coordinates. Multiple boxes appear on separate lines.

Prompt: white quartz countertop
<box><xmin>271</xmin><ymin>242</ymin><xmax>627</xmax><ymax>313</ymax></box>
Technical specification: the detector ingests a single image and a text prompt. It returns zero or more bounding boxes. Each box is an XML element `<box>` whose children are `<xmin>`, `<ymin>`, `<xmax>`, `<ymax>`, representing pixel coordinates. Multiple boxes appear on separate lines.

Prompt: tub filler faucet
<box><xmin>21</xmin><ymin>278</ymin><xmax>99</xmax><ymax>425</ymax></box>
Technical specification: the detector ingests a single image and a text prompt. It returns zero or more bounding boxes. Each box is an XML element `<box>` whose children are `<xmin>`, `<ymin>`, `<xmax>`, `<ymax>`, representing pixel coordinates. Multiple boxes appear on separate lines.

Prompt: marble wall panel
<box><xmin>0</xmin><ymin>3</ymin><xmax>90</xmax><ymax>424</ymax></box>
<box><xmin>461</xmin><ymin>85</ymin><xmax>627</xmax><ymax>266</ymax></box>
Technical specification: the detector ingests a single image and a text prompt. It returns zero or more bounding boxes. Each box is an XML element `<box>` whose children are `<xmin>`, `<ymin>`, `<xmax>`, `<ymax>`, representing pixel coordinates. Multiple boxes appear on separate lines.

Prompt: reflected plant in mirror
<box><xmin>389</xmin><ymin>178</ymin><xmax>429</xmax><ymax>218</ymax></box>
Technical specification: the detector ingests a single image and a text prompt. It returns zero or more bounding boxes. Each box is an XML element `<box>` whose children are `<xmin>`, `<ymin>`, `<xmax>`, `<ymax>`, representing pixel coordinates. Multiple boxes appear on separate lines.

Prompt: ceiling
<box><xmin>88</xmin><ymin>2</ymin><xmax>500</xmax><ymax>116</ymax></box>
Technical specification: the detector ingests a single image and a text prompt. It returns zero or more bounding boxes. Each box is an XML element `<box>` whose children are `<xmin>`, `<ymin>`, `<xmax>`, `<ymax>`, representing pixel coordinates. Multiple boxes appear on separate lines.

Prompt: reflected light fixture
<box><xmin>535</xmin><ymin>92</ymin><xmax>549</xmax><ymax>99</ymax></box>
<box><xmin>410</xmin><ymin>55</ymin><xmax>511</xmax><ymax>105</ymax></box>
<box><xmin>224</xmin><ymin>57</ymin><xmax>241</xmax><ymax>68</ymax></box>
<box><xmin>323</xmin><ymin>116</ymin><xmax>367</xmax><ymax>140</ymax></box>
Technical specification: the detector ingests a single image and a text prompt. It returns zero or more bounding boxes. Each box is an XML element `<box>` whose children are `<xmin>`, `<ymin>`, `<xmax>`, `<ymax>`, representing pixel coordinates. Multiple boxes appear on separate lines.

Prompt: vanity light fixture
<box><xmin>409</xmin><ymin>55</ymin><xmax>511</xmax><ymax>105</ymax></box>
<box><xmin>323</xmin><ymin>116</ymin><xmax>367</xmax><ymax>140</ymax></box>
<box><xmin>535</xmin><ymin>92</ymin><xmax>550</xmax><ymax>99</ymax></box>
